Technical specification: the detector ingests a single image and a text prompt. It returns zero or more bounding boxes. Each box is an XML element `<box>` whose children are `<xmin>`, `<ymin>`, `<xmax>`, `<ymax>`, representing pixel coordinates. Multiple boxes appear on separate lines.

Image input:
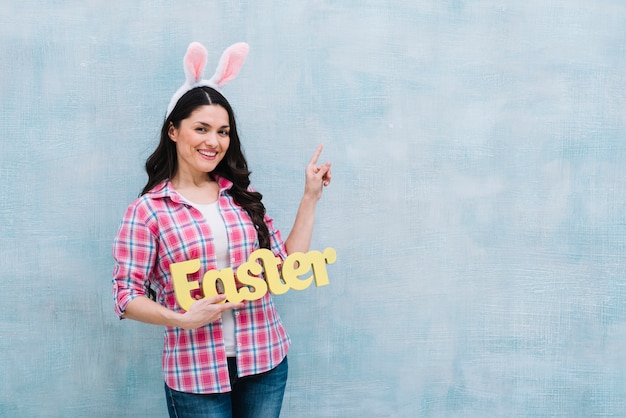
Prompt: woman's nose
<box><xmin>204</xmin><ymin>132</ymin><xmax>218</xmax><ymax>145</ymax></box>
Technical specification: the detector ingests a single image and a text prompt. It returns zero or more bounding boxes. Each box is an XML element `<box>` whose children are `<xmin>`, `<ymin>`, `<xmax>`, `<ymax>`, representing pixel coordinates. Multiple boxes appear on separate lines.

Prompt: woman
<box><xmin>112</xmin><ymin>42</ymin><xmax>331</xmax><ymax>417</ymax></box>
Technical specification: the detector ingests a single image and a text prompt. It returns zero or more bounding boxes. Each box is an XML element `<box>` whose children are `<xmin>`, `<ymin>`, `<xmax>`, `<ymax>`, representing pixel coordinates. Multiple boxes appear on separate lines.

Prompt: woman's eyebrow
<box><xmin>194</xmin><ymin>121</ymin><xmax>230</xmax><ymax>129</ymax></box>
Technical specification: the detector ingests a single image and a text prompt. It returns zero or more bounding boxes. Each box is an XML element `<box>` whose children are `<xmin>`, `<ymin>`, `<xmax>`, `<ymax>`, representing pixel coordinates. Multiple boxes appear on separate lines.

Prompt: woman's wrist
<box><xmin>300</xmin><ymin>192</ymin><xmax>320</xmax><ymax>207</ymax></box>
<box><xmin>163</xmin><ymin>310</ymin><xmax>186</xmax><ymax>328</ymax></box>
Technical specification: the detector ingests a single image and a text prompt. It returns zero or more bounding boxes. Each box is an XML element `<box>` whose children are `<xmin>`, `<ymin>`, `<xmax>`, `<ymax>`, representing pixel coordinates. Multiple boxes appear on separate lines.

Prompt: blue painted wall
<box><xmin>2</xmin><ymin>0</ymin><xmax>625</xmax><ymax>416</ymax></box>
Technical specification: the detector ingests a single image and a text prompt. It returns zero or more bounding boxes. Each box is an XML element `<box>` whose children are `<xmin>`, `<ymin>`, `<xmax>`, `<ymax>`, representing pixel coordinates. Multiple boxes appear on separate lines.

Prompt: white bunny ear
<box><xmin>208</xmin><ymin>42</ymin><xmax>249</xmax><ymax>87</ymax></box>
<box><xmin>183</xmin><ymin>42</ymin><xmax>208</xmax><ymax>84</ymax></box>
<box><xmin>166</xmin><ymin>42</ymin><xmax>250</xmax><ymax>118</ymax></box>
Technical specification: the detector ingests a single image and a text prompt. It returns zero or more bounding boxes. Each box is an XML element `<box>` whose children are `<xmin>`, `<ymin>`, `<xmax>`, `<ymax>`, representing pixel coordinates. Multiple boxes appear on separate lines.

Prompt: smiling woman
<box><xmin>111</xmin><ymin>41</ymin><xmax>331</xmax><ymax>418</ymax></box>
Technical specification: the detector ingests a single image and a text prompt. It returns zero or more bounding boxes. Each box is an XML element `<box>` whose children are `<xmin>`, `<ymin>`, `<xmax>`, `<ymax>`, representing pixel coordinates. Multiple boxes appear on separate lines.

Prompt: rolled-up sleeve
<box><xmin>112</xmin><ymin>201</ymin><xmax>157</xmax><ymax>318</ymax></box>
<box><xmin>265</xmin><ymin>213</ymin><xmax>288</xmax><ymax>262</ymax></box>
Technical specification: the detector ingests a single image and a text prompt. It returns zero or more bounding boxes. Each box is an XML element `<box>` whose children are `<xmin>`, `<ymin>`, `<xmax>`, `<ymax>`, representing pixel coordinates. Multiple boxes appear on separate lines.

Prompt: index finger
<box><xmin>203</xmin><ymin>294</ymin><xmax>228</xmax><ymax>304</ymax></box>
<box><xmin>221</xmin><ymin>301</ymin><xmax>245</xmax><ymax>311</ymax></box>
<box><xmin>308</xmin><ymin>144</ymin><xmax>324</xmax><ymax>166</ymax></box>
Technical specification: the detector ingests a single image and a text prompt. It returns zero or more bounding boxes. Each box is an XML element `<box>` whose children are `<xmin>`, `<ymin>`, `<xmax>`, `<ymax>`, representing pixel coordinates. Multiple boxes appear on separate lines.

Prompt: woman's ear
<box><xmin>168</xmin><ymin>123</ymin><xmax>177</xmax><ymax>142</ymax></box>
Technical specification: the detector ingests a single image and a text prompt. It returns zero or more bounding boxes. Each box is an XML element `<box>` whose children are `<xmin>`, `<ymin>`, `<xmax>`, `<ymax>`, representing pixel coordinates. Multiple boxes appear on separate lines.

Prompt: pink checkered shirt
<box><xmin>112</xmin><ymin>176</ymin><xmax>291</xmax><ymax>394</ymax></box>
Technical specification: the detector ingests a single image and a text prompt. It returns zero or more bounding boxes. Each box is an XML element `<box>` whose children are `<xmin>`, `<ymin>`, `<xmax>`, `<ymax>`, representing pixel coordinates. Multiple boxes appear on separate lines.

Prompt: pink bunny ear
<box><xmin>183</xmin><ymin>42</ymin><xmax>208</xmax><ymax>84</ymax></box>
<box><xmin>209</xmin><ymin>42</ymin><xmax>249</xmax><ymax>87</ymax></box>
<box><xmin>166</xmin><ymin>42</ymin><xmax>250</xmax><ymax>118</ymax></box>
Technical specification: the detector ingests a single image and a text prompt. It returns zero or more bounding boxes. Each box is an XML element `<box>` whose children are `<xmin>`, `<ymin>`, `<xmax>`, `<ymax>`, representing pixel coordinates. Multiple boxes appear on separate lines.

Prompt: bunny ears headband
<box><xmin>166</xmin><ymin>41</ymin><xmax>249</xmax><ymax>118</ymax></box>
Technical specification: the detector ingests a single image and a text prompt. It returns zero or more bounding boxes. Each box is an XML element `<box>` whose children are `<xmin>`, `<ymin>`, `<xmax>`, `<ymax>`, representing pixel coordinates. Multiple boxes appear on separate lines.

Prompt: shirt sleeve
<box><xmin>111</xmin><ymin>200</ymin><xmax>158</xmax><ymax>318</ymax></box>
<box><xmin>265</xmin><ymin>212</ymin><xmax>288</xmax><ymax>262</ymax></box>
<box><xmin>246</xmin><ymin>184</ymin><xmax>289</xmax><ymax>262</ymax></box>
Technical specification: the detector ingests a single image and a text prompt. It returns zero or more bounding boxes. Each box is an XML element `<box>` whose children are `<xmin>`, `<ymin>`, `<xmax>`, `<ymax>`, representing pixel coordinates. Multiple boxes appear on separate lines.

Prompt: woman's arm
<box><xmin>284</xmin><ymin>145</ymin><xmax>332</xmax><ymax>254</ymax></box>
<box><xmin>113</xmin><ymin>200</ymin><xmax>243</xmax><ymax>330</ymax></box>
<box><xmin>122</xmin><ymin>294</ymin><xmax>243</xmax><ymax>330</ymax></box>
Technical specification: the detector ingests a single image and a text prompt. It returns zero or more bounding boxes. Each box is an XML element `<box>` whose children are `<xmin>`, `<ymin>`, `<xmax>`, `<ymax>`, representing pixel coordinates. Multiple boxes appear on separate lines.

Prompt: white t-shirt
<box><xmin>192</xmin><ymin>201</ymin><xmax>236</xmax><ymax>357</ymax></box>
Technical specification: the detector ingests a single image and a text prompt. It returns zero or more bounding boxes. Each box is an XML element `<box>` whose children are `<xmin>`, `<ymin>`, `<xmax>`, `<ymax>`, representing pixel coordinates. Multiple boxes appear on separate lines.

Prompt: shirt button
<box><xmin>237</xmin><ymin>343</ymin><xmax>242</xmax><ymax>347</ymax></box>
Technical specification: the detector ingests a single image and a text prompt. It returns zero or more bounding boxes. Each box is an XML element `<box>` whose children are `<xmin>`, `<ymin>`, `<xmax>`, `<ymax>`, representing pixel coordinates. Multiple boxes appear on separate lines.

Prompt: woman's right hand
<box><xmin>178</xmin><ymin>294</ymin><xmax>244</xmax><ymax>330</ymax></box>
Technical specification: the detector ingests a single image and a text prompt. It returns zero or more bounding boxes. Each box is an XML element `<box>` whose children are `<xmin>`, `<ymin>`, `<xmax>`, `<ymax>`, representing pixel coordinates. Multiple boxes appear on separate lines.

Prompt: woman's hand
<box><xmin>122</xmin><ymin>294</ymin><xmax>242</xmax><ymax>330</ymax></box>
<box><xmin>178</xmin><ymin>294</ymin><xmax>244</xmax><ymax>330</ymax></box>
<box><xmin>304</xmin><ymin>145</ymin><xmax>332</xmax><ymax>201</ymax></box>
<box><xmin>285</xmin><ymin>145</ymin><xmax>332</xmax><ymax>255</ymax></box>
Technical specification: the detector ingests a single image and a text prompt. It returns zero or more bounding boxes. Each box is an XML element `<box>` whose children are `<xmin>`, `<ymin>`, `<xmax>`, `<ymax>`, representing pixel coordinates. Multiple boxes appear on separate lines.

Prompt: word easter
<box><xmin>171</xmin><ymin>247</ymin><xmax>337</xmax><ymax>311</ymax></box>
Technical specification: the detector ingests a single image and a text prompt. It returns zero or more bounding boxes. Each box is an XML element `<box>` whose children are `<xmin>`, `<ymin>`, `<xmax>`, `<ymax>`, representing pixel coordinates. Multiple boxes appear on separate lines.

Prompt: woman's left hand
<box><xmin>285</xmin><ymin>145</ymin><xmax>332</xmax><ymax>254</ymax></box>
<box><xmin>304</xmin><ymin>145</ymin><xmax>332</xmax><ymax>201</ymax></box>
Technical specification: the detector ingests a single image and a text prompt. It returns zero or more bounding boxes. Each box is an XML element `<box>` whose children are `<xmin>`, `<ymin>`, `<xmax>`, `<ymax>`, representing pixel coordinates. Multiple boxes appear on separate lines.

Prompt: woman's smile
<box><xmin>198</xmin><ymin>149</ymin><xmax>218</xmax><ymax>159</ymax></box>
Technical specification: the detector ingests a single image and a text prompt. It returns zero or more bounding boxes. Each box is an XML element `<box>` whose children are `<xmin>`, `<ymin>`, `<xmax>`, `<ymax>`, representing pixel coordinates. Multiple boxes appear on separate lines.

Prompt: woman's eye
<box><xmin>219</xmin><ymin>130</ymin><xmax>230</xmax><ymax>136</ymax></box>
<box><xmin>196</xmin><ymin>127</ymin><xmax>206</xmax><ymax>133</ymax></box>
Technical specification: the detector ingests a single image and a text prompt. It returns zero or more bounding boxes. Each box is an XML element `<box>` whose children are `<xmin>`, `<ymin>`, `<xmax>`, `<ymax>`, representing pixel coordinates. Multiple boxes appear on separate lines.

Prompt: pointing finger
<box><xmin>308</xmin><ymin>144</ymin><xmax>323</xmax><ymax>166</ymax></box>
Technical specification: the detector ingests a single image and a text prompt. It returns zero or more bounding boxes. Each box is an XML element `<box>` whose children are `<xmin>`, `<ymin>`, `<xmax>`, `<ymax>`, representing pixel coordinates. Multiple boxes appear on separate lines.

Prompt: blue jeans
<box><xmin>165</xmin><ymin>356</ymin><xmax>288</xmax><ymax>418</ymax></box>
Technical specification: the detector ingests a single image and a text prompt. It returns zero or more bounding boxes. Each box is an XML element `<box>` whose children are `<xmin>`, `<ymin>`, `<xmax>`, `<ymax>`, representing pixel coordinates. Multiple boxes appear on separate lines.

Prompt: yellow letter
<box><xmin>281</xmin><ymin>252</ymin><xmax>314</xmax><ymax>290</ymax></box>
<box><xmin>170</xmin><ymin>259</ymin><xmax>201</xmax><ymax>312</ymax></box>
<box><xmin>309</xmin><ymin>247</ymin><xmax>337</xmax><ymax>287</ymax></box>
<box><xmin>236</xmin><ymin>260</ymin><xmax>268</xmax><ymax>301</ymax></box>
<box><xmin>244</xmin><ymin>249</ymin><xmax>290</xmax><ymax>295</ymax></box>
<box><xmin>202</xmin><ymin>268</ymin><xmax>242</xmax><ymax>303</ymax></box>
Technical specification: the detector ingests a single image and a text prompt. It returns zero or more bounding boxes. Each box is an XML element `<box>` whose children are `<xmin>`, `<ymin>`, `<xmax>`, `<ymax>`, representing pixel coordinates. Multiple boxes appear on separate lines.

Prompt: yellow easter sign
<box><xmin>171</xmin><ymin>247</ymin><xmax>337</xmax><ymax>311</ymax></box>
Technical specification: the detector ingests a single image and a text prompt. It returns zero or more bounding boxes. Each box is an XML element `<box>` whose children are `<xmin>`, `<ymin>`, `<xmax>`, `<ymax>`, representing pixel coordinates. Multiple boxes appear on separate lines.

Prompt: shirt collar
<box><xmin>146</xmin><ymin>175</ymin><xmax>234</xmax><ymax>203</ymax></box>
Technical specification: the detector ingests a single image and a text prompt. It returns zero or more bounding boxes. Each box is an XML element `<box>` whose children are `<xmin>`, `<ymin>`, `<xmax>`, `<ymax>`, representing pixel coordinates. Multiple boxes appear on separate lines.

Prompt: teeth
<box><xmin>198</xmin><ymin>150</ymin><xmax>217</xmax><ymax>157</ymax></box>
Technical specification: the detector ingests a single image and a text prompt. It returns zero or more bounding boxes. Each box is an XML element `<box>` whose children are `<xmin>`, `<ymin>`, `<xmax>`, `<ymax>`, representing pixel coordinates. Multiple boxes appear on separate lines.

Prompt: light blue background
<box><xmin>2</xmin><ymin>1</ymin><xmax>626</xmax><ymax>417</ymax></box>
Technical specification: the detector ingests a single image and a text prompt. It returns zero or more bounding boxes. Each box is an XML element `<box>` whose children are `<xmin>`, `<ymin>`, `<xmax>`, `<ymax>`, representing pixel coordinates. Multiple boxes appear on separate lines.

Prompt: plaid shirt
<box><xmin>112</xmin><ymin>177</ymin><xmax>291</xmax><ymax>394</ymax></box>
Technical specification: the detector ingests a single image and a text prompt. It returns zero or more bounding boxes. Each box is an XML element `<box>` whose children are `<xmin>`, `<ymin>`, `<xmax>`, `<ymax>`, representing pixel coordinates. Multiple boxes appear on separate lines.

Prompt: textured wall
<box><xmin>2</xmin><ymin>1</ymin><xmax>626</xmax><ymax>417</ymax></box>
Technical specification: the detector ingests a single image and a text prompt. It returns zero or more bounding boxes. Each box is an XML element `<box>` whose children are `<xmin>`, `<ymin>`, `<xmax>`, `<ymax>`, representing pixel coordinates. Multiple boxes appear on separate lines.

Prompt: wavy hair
<box><xmin>141</xmin><ymin>86</ymin><xmax>270</xmax><ymax>249</ymax></box>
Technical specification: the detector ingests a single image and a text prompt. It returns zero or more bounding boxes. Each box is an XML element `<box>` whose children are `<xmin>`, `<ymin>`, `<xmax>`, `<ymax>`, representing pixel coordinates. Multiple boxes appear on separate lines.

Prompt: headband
<box><xmin>166</xmin><ymin>41</ymin><xmax>249</xmax><ymax>118</ymax></box>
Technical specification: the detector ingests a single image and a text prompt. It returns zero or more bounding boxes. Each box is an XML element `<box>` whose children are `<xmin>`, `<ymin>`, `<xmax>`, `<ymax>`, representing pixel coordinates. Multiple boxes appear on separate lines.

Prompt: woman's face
<box><xmin>169</xmin><ymin>104</ymin><xmax>230</xmax><ymax>180</ymax></box>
